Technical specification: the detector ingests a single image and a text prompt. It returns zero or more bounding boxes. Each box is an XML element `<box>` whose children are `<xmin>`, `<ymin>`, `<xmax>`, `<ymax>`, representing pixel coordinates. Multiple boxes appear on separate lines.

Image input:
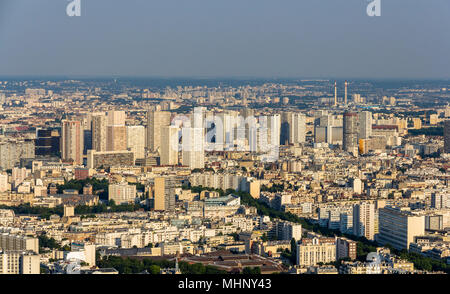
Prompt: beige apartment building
<box><xmin>61</xmin><ymin>120</ymin><xmax>83</xmax><ymax>165</ymax></box>
<box><xmin>108</xmin><ymin>182</ymin><xmax>136</xmax><ymax>205</ymax></box>
<box><xmin>0</xmin><ymin>251</ymin><xmax>40</xmax><ymax>274</ymax></box>
<box><xmin>296</xmin><ymin>237</ymin><xmax>336</xmax><ymax>266</ymax></box>
<box><xmin>353</xmin><ymin>202</ymin><xmax>376</xmax><ymax>240</ymax></box>
<box><xmin>147</xmin><ymin>110</ymin><xmax>171</xmax><ymax>153</ymax></box>
<box><xmin>106</xmin><ymin>125</ymin><xmax>127</xmax><ymax>151</ymax></box>
<box><xmin>87</xmin><ymin>150</ymin><xmax>135</xmax><ymax>169</ymax></box>
<box><xmin>91</xmin><ymin>113</ymin><xmax>107</xmax><ymax>152</ymax></box>
<box><xmin>378</xmin><ymin>206</ymin><xmax>425</xmax><ymax>250</ymax></box>
<box><xmin>160</xmin><ymin>125</ymin><xmax>179</xmax><ymax>165</ymax></box>
<box><xmin>126</xmin><ymin>125</ymin><xmax>146</xmax><ymax>160</ymax></box>
<box><xmin>154</xmin><ymin>177</ymin><xmax>176</xmax><ymax>212</ymax></box>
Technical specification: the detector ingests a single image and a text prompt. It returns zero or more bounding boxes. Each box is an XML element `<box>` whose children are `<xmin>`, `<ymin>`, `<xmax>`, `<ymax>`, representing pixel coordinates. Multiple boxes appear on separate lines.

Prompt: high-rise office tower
<box><xmin>91</xmin><ymin>113</ymin><xmax>107</xmax><ymax>152</ymax></box>
<box><xmin>252</xmin><ymin>116</ymin><xmax>267</xmax><ymax>152</ymax></box>
<box><xmin>161</xmin><ymin>125</ymin><xmax>179</xmax><ymax>165</ymax></box>
<box><xmin>106</xmin><ymin>125</ymin><xmax>127</xmax><ymax>151</ymax></box>
<box><xmin>146</xmin><ymin>110</ymin><xmax>171</xmax><ymax>153</ymax></box>
<box><xmin>343</xmin><ymin>111</ymin><xmax>359</xmax><ymax>157</ymax></box>
<box><xmin>182</xmin><ymin>127</ymin><xmax>204</xmax><ymax>169</ymax></box>
<box><xmin>235</xmin><ymin>117</ymin><xmax>247</xmax><ymax>150</ymax></box>
<box><xmin>358</xmin><ymin>111</ymin><xmax>372</xmax><ymax>139</ymax></box>
<box><xmin>444</xmin><ymin>120</ymin><xmax>450</xmax><ymax>153</ymax></box>
<box><xmin>267</xmin><ymin>114</ymin><xmax>281</xmax><ymax>146</ymax></box>
<box><xmin>240</xmin><ymin>108</ymin><xmax>255</xmax><ymax>145</ymax></box>
<box><xmin>266</xmin><ymin>114</ymin><xmax>281</xmax><ymax>161</ymax></box>
<box><xmin>314</xmin><ymin>125</ymin><xmax>327</xmax><ymax>143</ymax></box>
<box><xmin>61</xmin><ymin>120</ymin><xmax>84</xmax><ymax>165</ymax></box>
<box><xmin>313</xmin><ymin>116</ymin><xmax>341</xmax><ymax>144</ymax></box>
<box><xmin>83</xmin><ymin>134</ymin><xmax>92</xmax><ymax>156</ymax></box>
<box><xmin>106</xmin><ymin>111</ymin><xmax>127</xmax><ymax>151</ymax></box>
<box><xmin>344</xmin><ymin>81</ymin><xmax>348</xmax><ymax>105</ymax></box>
<box><xmin>280</xmin><ymin>111</ymin><xmax>293</xmax><ymax>145</ymax></box>
<box><xmin>35</xmin><ymin>129</ymin><xmax>60</xmax><ymax>156</ymax></box>
<box><xmin>291</xmin><ymin>113</ymin><xmax>306</xmax><ymax>144</ymax></box>
<box><xmin>126</xmin><ymin>125</ymin><xmax>146</xmax><ymax>160</ymax></box>
<box><xmin>192</xmin><ymin>107</ymin><xmax>206</xmax><ymax>129</ymax></box>
<box><xmin>181</xmin><ymin>108</ymin><xmax>206</xmax><ymax>168</ymax></box>
<box><xmin>214</xmin><ymin>112</ymin><xmax>236</xmax><ymax>150</ymax></box>
<box><xmin>352</xmin><ymin>202</ymin><xmax>375</xmax><ymax>240</ymax></box>
<box><xmin>154</xmin><ymin>177</ymin><xmax>176</xmax><ymax>211</ymax></box>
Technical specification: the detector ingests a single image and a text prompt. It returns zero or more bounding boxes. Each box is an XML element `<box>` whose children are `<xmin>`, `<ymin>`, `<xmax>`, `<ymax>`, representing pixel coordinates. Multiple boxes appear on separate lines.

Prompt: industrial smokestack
<box><xmin>334</xmin><ymin>81</ymin><xmax>337</xmax><ymax>107</ymax></box>
<box><xmin>345</xmin><ymin>80</ymin><xmax>348</xmax><ymax>105</ymax></box>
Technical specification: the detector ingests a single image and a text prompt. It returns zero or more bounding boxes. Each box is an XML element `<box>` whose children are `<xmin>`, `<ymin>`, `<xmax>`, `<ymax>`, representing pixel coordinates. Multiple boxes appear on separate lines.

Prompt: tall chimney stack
<box><xmin>334</xmin><ymin>81</ymin><xmax>337</xmax><ymax>107</ymax></box>
<box><xmin>344</xmin><ymin>80</ymin><xmax>348</xmax><ymax>105</ymax></box>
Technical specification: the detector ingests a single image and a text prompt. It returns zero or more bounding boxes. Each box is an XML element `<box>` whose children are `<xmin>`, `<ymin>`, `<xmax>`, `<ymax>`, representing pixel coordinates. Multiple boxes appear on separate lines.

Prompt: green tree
<box><xmin>149</xmin><ymin>265</ymin><xmax>160</xmax><ymax>274</ymax></box>
<box><xmin>38</xmin><ymin>234</ymin><xmax>62</xmax><ymax>252</ymax></box>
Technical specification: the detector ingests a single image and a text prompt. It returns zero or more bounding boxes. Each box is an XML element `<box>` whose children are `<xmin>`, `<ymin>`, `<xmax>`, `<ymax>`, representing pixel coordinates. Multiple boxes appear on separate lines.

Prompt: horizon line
<box><xmin>0</xmin><ymin>75</ymin><xmax>449</xmax><ymax>81</ymax></box>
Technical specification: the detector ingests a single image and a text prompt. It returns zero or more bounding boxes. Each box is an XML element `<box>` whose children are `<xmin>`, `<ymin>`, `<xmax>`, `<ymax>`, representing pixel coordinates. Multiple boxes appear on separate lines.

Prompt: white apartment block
<box><xmin>353</xmin><ymin>202</ymin><xmax>376</xmax><ymax>240</ymax></box>
<box><xmin>160</xmin><ymin>125</ymin><xmax>179</xmax><ymax>165</ymax></box>
<box><xmin>182</xmin><ymin>127</ymin><xmax>205</xmax><ymax>169</ymax></box>
<box><xmin>189</xmin><ymin>173</ymin><xmax>248</xmax><ymax>192</ymax></box>
<box><xmin>378</xmin><ymin>206</ymin><xmax>425</xmax><ymax>250</ymax></box>
<box><xmin>108</xmin><ymin>183</ymin><xmax>137</xmax><ymax>204</ymax></box>
<box><xmin>127</xmin><ymin>125</ymin><xmax>146</xmax><ymax>160</ymax></box>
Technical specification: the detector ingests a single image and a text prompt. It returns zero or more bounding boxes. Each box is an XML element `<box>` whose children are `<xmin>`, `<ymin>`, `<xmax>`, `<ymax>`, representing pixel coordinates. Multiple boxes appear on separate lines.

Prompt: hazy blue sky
<box><xmin>0</xmin><ymin>0</ymin><xmax>449</xmax><ymax>79</ymax></box>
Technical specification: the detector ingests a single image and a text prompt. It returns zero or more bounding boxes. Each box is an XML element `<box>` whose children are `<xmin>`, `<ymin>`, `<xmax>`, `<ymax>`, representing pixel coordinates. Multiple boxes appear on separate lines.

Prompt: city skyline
<box><xmin>0</xmin><ymin>0</ymin><xmax>449</xmax><ymax>283</ymax></box>
<box><xmin>0</xmin><ymin>78</ymin><xmax>449</xmax><ymax>277</ymax></box>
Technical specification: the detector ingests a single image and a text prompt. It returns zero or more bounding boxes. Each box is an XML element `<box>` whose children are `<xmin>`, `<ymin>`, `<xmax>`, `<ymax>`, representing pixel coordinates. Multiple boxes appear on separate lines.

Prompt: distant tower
<box><xmin>344</xmin><ymin>81</ymin><xmax>348</xmax><ymax>105</ymax></box>
<box><xmin>61</xmin><ymin>119</ymin><xmax>84</xmax><ymax>165</ymax></box>
<box><xmin>445</xmin><ymin>120</ymin><xmax>450</xmax><ymax>153</ymax></box>
<box><xmin>334</xmin><ymin>81</ymin><xmax>337</xmax><ymax>107</ymax></box>
<box><xmin>106</xmin><ymin>110</ymin><xmax>127</xmax><ymax>152</ymax></box>
<box><xmin>91</xmin><ymin>113</ymin><xmax>107</xmax><ymax>152</ymax></box>
<box><xmin>160</xmin><ymin>125</ymin><xmax>179</xmax><ymax>165</ymax></box>
<box><xmin>154</xmin><ymin>177</ymin><xmax>176</xmax><ymax>211</ymax></box>
<box><xmin>343</xmin><ymin>111</ymin><xmax>359</xmax><ymax>157</ymax></box>
<box><xmin>146</xmin><ymin>110</ymin><xmax>171</xmax><ymax>153</ymax></box>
